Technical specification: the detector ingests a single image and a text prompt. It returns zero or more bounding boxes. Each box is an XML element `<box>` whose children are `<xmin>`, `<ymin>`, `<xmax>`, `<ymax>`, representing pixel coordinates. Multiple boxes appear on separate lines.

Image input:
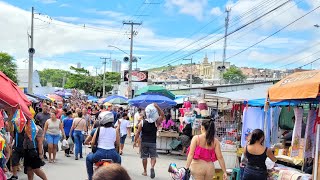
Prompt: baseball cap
<box><xmin>98</xmin><ymin>111</ymin><xmax>114</xmax><ymax>125</ymax></box>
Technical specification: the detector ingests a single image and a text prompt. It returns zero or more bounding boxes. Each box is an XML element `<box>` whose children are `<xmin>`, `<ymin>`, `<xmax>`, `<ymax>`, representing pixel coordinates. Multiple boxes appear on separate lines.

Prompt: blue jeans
<box><xmin>243</xmin><ymin>166</ymin><xmax>267</xmax><ymax>180</ymax></box>
<box><xmin>73</xmin><ymin>130</ymin><xmax>84</xmax><ymax>158</ymax></box>
<box><xmin>86</xmin><ymin>148</ymin><xmax>121</xmax><ymax>180</ymax></box>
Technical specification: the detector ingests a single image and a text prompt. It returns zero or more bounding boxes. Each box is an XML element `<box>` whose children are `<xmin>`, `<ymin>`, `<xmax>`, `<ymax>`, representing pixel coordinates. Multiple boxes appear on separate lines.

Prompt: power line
<box><xmin>225</xmin><ymin>3</ymin><xmax>320</xmax><ymax>61</ymax></box>
<box><xmin>296</xmin><ymin>57</ymin><xmax>320</xmax><ymax>69</ymax></box>
<box><xmin>159</xmin><ymin>0</ymin><xmax>291</xmax><ymax>66</ymax></box>
<box><xmin>150</xmin><ymin>0</ymin><xmax>286</xmax><ymax>65</ymax></box>
<box><xmin>256</xmin><ymin>41</ymin><xmax>320</xmax><ymax>68</ymax></box>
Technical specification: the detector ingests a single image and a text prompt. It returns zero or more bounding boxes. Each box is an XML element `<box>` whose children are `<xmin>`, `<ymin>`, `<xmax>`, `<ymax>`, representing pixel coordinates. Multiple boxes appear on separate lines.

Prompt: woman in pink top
<box><xmin>186</xmin><ymin>119</ymin><xmax>227</xmax><ymax>180</ymax></box>
<box><xmin>161</xmin><ymin>113</ymin><xmax>175</xmax><ymax>130</ymax></box>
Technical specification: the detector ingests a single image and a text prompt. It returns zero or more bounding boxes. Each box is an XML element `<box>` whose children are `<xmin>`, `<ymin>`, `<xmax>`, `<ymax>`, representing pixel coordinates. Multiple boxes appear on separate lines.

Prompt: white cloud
<box><xmin>210</xmin><ymin>7</ymin><xmax>223</xmax><ymax>16</ymax></box>
<box><xmin>165</xmin><ymin>0</ymin><xmax>208</xmax><ymax>20</ymax></box>
<box><xmin>59</xmin><ymin>3</ymin><xmax>70</xmax><ymax>7</ymax></box>
<box><xmin>84</xmin><ymin>9</ymin><xmax>130</xmax><ymax>20</ymax></box>
<box><xmin>37</xmin><ymin>0</ymin><xmax>57</xmax><ymax>4</ymax></box>
<box><xmin>229</xmin><ymin>0</ymin><xmax>320</xmax><ymax>31</ymax></box>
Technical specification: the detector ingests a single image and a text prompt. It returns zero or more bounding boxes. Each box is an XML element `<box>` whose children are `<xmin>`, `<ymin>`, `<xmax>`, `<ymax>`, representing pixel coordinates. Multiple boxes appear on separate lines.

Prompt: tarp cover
<box><xmin>268</xmin><ymin>70</ymin><xmax>320</xmax><ymax>101</ymax></box>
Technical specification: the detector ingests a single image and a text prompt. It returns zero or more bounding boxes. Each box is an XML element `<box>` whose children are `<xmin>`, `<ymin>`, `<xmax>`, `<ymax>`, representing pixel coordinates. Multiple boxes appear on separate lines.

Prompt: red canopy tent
<box><xmin>0</xmin><ymin>71</ymin><xmax>32</xmax><ymax>119</ymax></box>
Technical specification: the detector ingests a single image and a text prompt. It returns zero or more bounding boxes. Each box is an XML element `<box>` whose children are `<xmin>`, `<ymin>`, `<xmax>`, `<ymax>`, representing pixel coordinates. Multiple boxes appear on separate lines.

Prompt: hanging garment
<box><xmin>304</xmin><ymin>109</ymin><xmax>316</xmax><ymax>158</ymax></box>
<box><xmin>291</xmin><ymin>107</ymin><xmax>303</xmax><ymax>157</ymax></box>
<box><xmin>279</xmin><ymin>107</ymin><xmax>295</xmax><ymax>130</ymax></box>
<box><xmin>270</xmin><ymin>107</ymin><xmax>281</xmax><ymax>145</ymax></box>
<box><xmin>241</xmin><ymin>107</ymin><xmax>265</xmax><ymax>147</ymax></box>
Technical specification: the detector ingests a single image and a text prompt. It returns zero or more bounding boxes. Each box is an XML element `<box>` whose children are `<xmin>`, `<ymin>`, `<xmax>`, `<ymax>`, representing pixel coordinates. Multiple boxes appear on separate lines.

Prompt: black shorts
<box><xmin>12</xmin><ymin>148</ymin><xmax>24</xmax><ymax>166</ymax></box>
<box><xmin>140</xmin><ymin>142</ymin><xmax>158</xmax><ymax>159</ymax></box>
<box><xmin>24</xmin><ymin>149</ymin><xmax>42</xmax><ymax>170</ymax></box>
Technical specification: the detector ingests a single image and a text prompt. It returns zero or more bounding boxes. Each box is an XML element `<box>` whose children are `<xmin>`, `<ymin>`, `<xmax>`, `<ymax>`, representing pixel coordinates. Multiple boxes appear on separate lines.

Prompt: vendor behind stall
<box><xmin>161</xmin><ymin>113</ymin><xmax>175</xmax><ymax>131</ymax></box>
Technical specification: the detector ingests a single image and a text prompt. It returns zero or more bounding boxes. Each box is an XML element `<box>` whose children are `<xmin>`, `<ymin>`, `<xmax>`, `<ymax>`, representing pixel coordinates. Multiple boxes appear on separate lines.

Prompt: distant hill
<box><xmin>148</xmin><ymin>65</ymin><xmax>176</xmax><ymax>72</ymax></box>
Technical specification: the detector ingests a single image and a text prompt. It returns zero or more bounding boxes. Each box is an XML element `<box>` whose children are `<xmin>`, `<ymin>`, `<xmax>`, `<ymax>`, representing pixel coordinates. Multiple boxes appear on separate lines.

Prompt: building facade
<box><xmin>111</xmin><ymin>60</ymin><xmax>121</xmax><ymax>73</ymax></box>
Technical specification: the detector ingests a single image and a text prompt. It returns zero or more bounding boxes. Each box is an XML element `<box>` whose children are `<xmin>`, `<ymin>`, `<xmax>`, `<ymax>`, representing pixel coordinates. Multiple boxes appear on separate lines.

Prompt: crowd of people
<box><xmin>0</xmin><ymin>95</ymin><xmax>278</xmax><ymax>180</ymax></box>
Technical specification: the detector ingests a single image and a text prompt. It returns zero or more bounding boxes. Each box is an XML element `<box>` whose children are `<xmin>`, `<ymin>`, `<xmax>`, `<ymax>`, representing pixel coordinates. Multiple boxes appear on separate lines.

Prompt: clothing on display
<box><xmin>279</xmin><ymin>107</ymin><xmax>295</xmax><ymax>130</ymax></box>
<box><xmin>270</xmin><ymin>107</ymin><xmax>281</xmax><ymax>145</ymax></box>
<box><xmin>291</xmin><ymin>108</ymin><xmax>303</xmax><ymax>157</ymax></box>
<box><xmin>241</xmin><ymin>107</ymin><xmax>265</xmax><ymax>147</ymax></box>
<box><xmin>305</xmin><ymin>109</ymin><xmax>316</xmax><ymax>158</ymax></box>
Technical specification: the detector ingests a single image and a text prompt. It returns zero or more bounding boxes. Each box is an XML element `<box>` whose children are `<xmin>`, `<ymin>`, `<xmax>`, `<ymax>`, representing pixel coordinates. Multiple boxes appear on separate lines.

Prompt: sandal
<box><xmin>142</xmin><ymin>172</ymin><xmax>147</xmax><ymax>176</ymax></box>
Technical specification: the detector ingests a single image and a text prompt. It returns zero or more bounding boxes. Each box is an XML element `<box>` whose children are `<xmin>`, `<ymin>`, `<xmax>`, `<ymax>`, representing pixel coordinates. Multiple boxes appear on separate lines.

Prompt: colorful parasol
<box><xmin>25</xmin><ymin>119</ymin><xmax>37</xmax><ymax>141</ymax></box>
<box><xmin>46</xmin><ymin>94</ymin><xmax>63</xmax><ymax>102</ymax></box>
<box><xmin>12</xmin><ymin>109</ymin><xmax>27</xmax><ymax>133</ymax></box>
<box><xmin>135</xmin><ymin>85</ymin><xmax>175</xmax><ymax>100</ymax></box>
<box><xmin>0</xmin><ymin>71</ymin><xmax>32</xmax><ymax>119</ymax></box>
<box><xmin>0</xmin><ymin>135</ymin><xmax>5</xmax><ymax>156</ymax></box>
<box><xmin>29</xmin><ymin>106</ymin><xmax>36</xmax><ymax>119</ymax></box>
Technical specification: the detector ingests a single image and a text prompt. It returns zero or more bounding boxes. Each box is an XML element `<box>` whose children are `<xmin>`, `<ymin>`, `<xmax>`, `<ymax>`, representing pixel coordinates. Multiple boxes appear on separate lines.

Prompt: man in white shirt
<box><xmin>114</xmin><ymin>113</ymin><xmax>131</xmax><ymax>155</ymax></box>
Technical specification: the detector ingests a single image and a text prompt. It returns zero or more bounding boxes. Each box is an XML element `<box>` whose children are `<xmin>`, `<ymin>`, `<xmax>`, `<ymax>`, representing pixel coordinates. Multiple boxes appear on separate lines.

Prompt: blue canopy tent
<box><xmin>103</xmin><ymin>95</ymin><xmax>128</xmax><ymax>103</ymax></box>
<box><xmin>87</xmin><ymin>95</ymin><xmax>98</xmax><ymax>102</ymax></box>
<box><xmin>128</xmin><ymin>94</ymin><xmax>177</xmax><ymax>109</ymax></box>
<box><xmin>246</xmin><ymin>98</ymin><xmax>319</xmax><ymax>107</ymax></box>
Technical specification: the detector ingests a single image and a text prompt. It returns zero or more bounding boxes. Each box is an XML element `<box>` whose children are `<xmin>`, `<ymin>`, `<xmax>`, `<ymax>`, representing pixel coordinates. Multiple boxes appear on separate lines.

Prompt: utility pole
<box><xmin>100</xmin><ymin>56</ymin><xmax>111</xmax><ymax>97</ymax></box>
<box><xmin>123</xmin><ymin>21</ymin><xmax>142</xmax><ymax>99</ymax></box>
<box><xmin>219</xmin><ymin>7</ymin><xmax>231</xmax><ymax>84</ymax></box>
<box><xmin>28</xmin><ymin>7</ymin><xmax>35</xmax><ymax>94</ymax></box>
<box><xmin>184</xmin><ymin>58</ymin><xmax>193</xmax><ymax>88</ymax></box>
<box><xmin>222</xmin><ymin>7</ymin><xmax>231</xmax><ymax>67</ymax></box>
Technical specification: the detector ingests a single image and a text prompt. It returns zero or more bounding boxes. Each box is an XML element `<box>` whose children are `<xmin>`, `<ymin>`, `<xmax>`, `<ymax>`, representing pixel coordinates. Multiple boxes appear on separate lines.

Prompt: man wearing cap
<box><xmin>134</xmin><ymin>103</ymin><xmax>165</xmax><ymax>179</ymax></box>
<box><xmin>86</xmin><ymin>111</ymin><xmax>121</xmax><ymax>180</ymax></box>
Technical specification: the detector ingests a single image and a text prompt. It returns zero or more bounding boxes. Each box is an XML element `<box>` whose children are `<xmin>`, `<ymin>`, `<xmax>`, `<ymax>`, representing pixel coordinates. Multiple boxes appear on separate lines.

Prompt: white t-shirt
<box><xmin>97</xmin><ymin>127</ymin><xmax>116</xmax><ymax>150</ymax></box>
<box><xmin>115</xmin><ymin>119</ymin><xmax>131</xmax><ymax>136</ymax></box>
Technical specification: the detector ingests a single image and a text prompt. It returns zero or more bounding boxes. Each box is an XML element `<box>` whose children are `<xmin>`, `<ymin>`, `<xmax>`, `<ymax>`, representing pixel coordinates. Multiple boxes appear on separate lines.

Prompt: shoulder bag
<box><xmin>92</xmin><ymin>127</ymin><xmax>100</xmax><ymax>153</ymax></box>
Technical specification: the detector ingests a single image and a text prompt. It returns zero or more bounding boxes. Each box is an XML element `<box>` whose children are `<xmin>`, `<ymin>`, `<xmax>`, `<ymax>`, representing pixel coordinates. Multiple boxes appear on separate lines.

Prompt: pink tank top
<box><xmin>188</xmin><ymin>135</ymin><xmax>217</xmax><ymax>162</ymax></box>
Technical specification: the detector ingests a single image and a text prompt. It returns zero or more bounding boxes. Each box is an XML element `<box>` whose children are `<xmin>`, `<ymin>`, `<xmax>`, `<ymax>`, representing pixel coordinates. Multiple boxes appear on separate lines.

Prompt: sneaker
<box><xmin>44</xmin><ymin>154</ymin><xmax>48</xmax><ymax>160</ymax></box>
<box><xmin>65</xmin><ymin>154</ymin><xmax>71</xmax><ymax>157</ymax></box>
<box><xmin>8</xmin><ymin>175</ymin><xmax>18</xmax><ymax>180</ymax></box>
<box><xmin>75</xmin><ymin>157</ymin><xmax>79</xmax><ymax>160</ymax></box>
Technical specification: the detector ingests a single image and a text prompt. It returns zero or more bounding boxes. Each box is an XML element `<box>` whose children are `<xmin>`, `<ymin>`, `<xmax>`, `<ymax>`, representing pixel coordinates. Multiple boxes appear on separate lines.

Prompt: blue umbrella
<box><xmin>103</xmin><ymin>95</ymin><xmax>128</xmax><ymax>103</ymax></box>
<box><xmin>88</xmin><ymin>95</ymin><xmax>98</xmax><ymax>102</ymax></box>
<box><xmin>128</xmin><ymin>94</ymin><xmax>177</xmax><ymax>109</ymax></box>
<box><xmin>32</xmin><ymin>94</ymin><xmax>51</xmax><ymax>101</ymax></box>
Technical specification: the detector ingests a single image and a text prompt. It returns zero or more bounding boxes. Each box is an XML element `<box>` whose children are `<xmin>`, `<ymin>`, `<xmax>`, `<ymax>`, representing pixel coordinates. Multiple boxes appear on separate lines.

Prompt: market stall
<box><xmin>128</xmin><ymin>93</ymin><xmax>178</xmax><ymax>152</ymax></box>
<box><xmin>266</xmin><ymin>70</ymin><xmax>320</xmax><ymax>180</ymax></box>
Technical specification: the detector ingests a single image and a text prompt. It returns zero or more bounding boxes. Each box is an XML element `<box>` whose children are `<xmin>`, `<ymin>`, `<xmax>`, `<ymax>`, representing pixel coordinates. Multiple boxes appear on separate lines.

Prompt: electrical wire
<box><xmin>158</xmin><ymin>0</ymin><xmax>292</xmax><ymax>66</ymax></box>
<box><xmin>225</xmin><ymin>3</ymin><xmax>320</xmax><ymax>61</ymax></box>
<box><xmin>149</xmin><ymin>0</ymin><xmax>286</xmax><ymax>65</ymax></box>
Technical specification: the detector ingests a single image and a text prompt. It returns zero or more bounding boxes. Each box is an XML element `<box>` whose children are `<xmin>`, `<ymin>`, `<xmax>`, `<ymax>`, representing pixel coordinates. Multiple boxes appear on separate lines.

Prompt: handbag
<box><xmin>184</xmin><ymin>168</ymin><xmax>191</xmax><ymax>180</ymax></box>
<box><xmin>92</xmin><ymin>127</ymin><xmax>100</xmax><ymax>153</ymax></box>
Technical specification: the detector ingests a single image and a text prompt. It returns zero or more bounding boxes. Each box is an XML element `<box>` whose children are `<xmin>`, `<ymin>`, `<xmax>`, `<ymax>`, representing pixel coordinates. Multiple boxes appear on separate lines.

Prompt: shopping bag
<box><xmin>68</xmin><ymin>137</ymin><xmax>74</xmax><ymax>146</ymax></box>
<box><xmin>61</xmin><ymin>139</ymin><xmax>69</xmax><ymax>150</ymax></box>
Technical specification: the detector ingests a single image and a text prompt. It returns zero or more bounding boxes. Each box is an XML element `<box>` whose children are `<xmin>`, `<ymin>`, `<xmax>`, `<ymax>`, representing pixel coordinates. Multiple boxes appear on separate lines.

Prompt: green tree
<box><xmin>38</xmin><ymin>69</ymin><xmax>70</xmax><ymax>87</ymax></box>
<box><xmin>223</xmin><ymin>66</ymin><xmax>246</xmax><ymax>84</ymax></box>
<box><xmin>0</xmin><ymin>52</ymin><xmax>17</xmax><ymax>83</ymax></box>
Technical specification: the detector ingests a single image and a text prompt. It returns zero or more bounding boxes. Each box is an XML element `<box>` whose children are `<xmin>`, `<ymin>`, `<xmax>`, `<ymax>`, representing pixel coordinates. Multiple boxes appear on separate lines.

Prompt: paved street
<box><xmin>18</xmin><ymin>139</ymin><xmax>186</xmax><ymax>180</ymax></box>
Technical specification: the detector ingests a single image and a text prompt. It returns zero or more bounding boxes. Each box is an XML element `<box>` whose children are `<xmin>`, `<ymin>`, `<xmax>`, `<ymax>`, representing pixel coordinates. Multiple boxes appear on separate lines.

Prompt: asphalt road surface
<box><xmin>17</xmin><ymin>138</ymin><xmax>186</xmax><ymax>180</ymax></box>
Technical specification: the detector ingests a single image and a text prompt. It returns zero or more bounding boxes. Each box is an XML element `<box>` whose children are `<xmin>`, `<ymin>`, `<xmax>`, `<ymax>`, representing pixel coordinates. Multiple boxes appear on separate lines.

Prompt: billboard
<box><xmin>124</xmin><ymin>70</ymin><xmax>148</xmax><ymax>82</ymax></box>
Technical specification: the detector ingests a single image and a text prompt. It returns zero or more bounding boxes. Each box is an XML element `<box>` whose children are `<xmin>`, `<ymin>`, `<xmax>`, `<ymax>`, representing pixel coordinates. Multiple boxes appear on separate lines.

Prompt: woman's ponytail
<box><xmin>202</xmin><ymin>120</ymin><xmax>216</xmax><ymax>146</ymax></box>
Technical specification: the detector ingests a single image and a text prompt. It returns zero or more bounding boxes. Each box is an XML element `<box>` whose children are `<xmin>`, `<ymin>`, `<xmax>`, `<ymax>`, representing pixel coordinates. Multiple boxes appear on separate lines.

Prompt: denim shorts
<box><xmin>243</xmin><ymin>166</ymin><xmax>267</xmax><ymax>180</ymax></box>
<box><xmin>46</xmin><ymin>134</ymin><xmax>60</xmax><ymax>145</ymax></box>
<box><xmin>120</xmin><ymin>134</ymin><xmax>127</xmax><ymax>144</ymax></box>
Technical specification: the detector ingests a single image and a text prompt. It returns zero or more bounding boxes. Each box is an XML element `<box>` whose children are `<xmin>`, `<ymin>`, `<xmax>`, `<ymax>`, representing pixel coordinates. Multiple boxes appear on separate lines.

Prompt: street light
<box><xmin>108</xmin><ymin>45</ymin><xmax>130</xmax><ymax>56</ymax></box>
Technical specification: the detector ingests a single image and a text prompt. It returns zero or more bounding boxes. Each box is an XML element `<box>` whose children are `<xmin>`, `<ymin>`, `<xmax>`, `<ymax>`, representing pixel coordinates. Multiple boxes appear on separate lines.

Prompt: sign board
<box><xmin>124</xmin><ymin>70</ymin><xmax>148</xmax><ymax>82</ymax></box>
